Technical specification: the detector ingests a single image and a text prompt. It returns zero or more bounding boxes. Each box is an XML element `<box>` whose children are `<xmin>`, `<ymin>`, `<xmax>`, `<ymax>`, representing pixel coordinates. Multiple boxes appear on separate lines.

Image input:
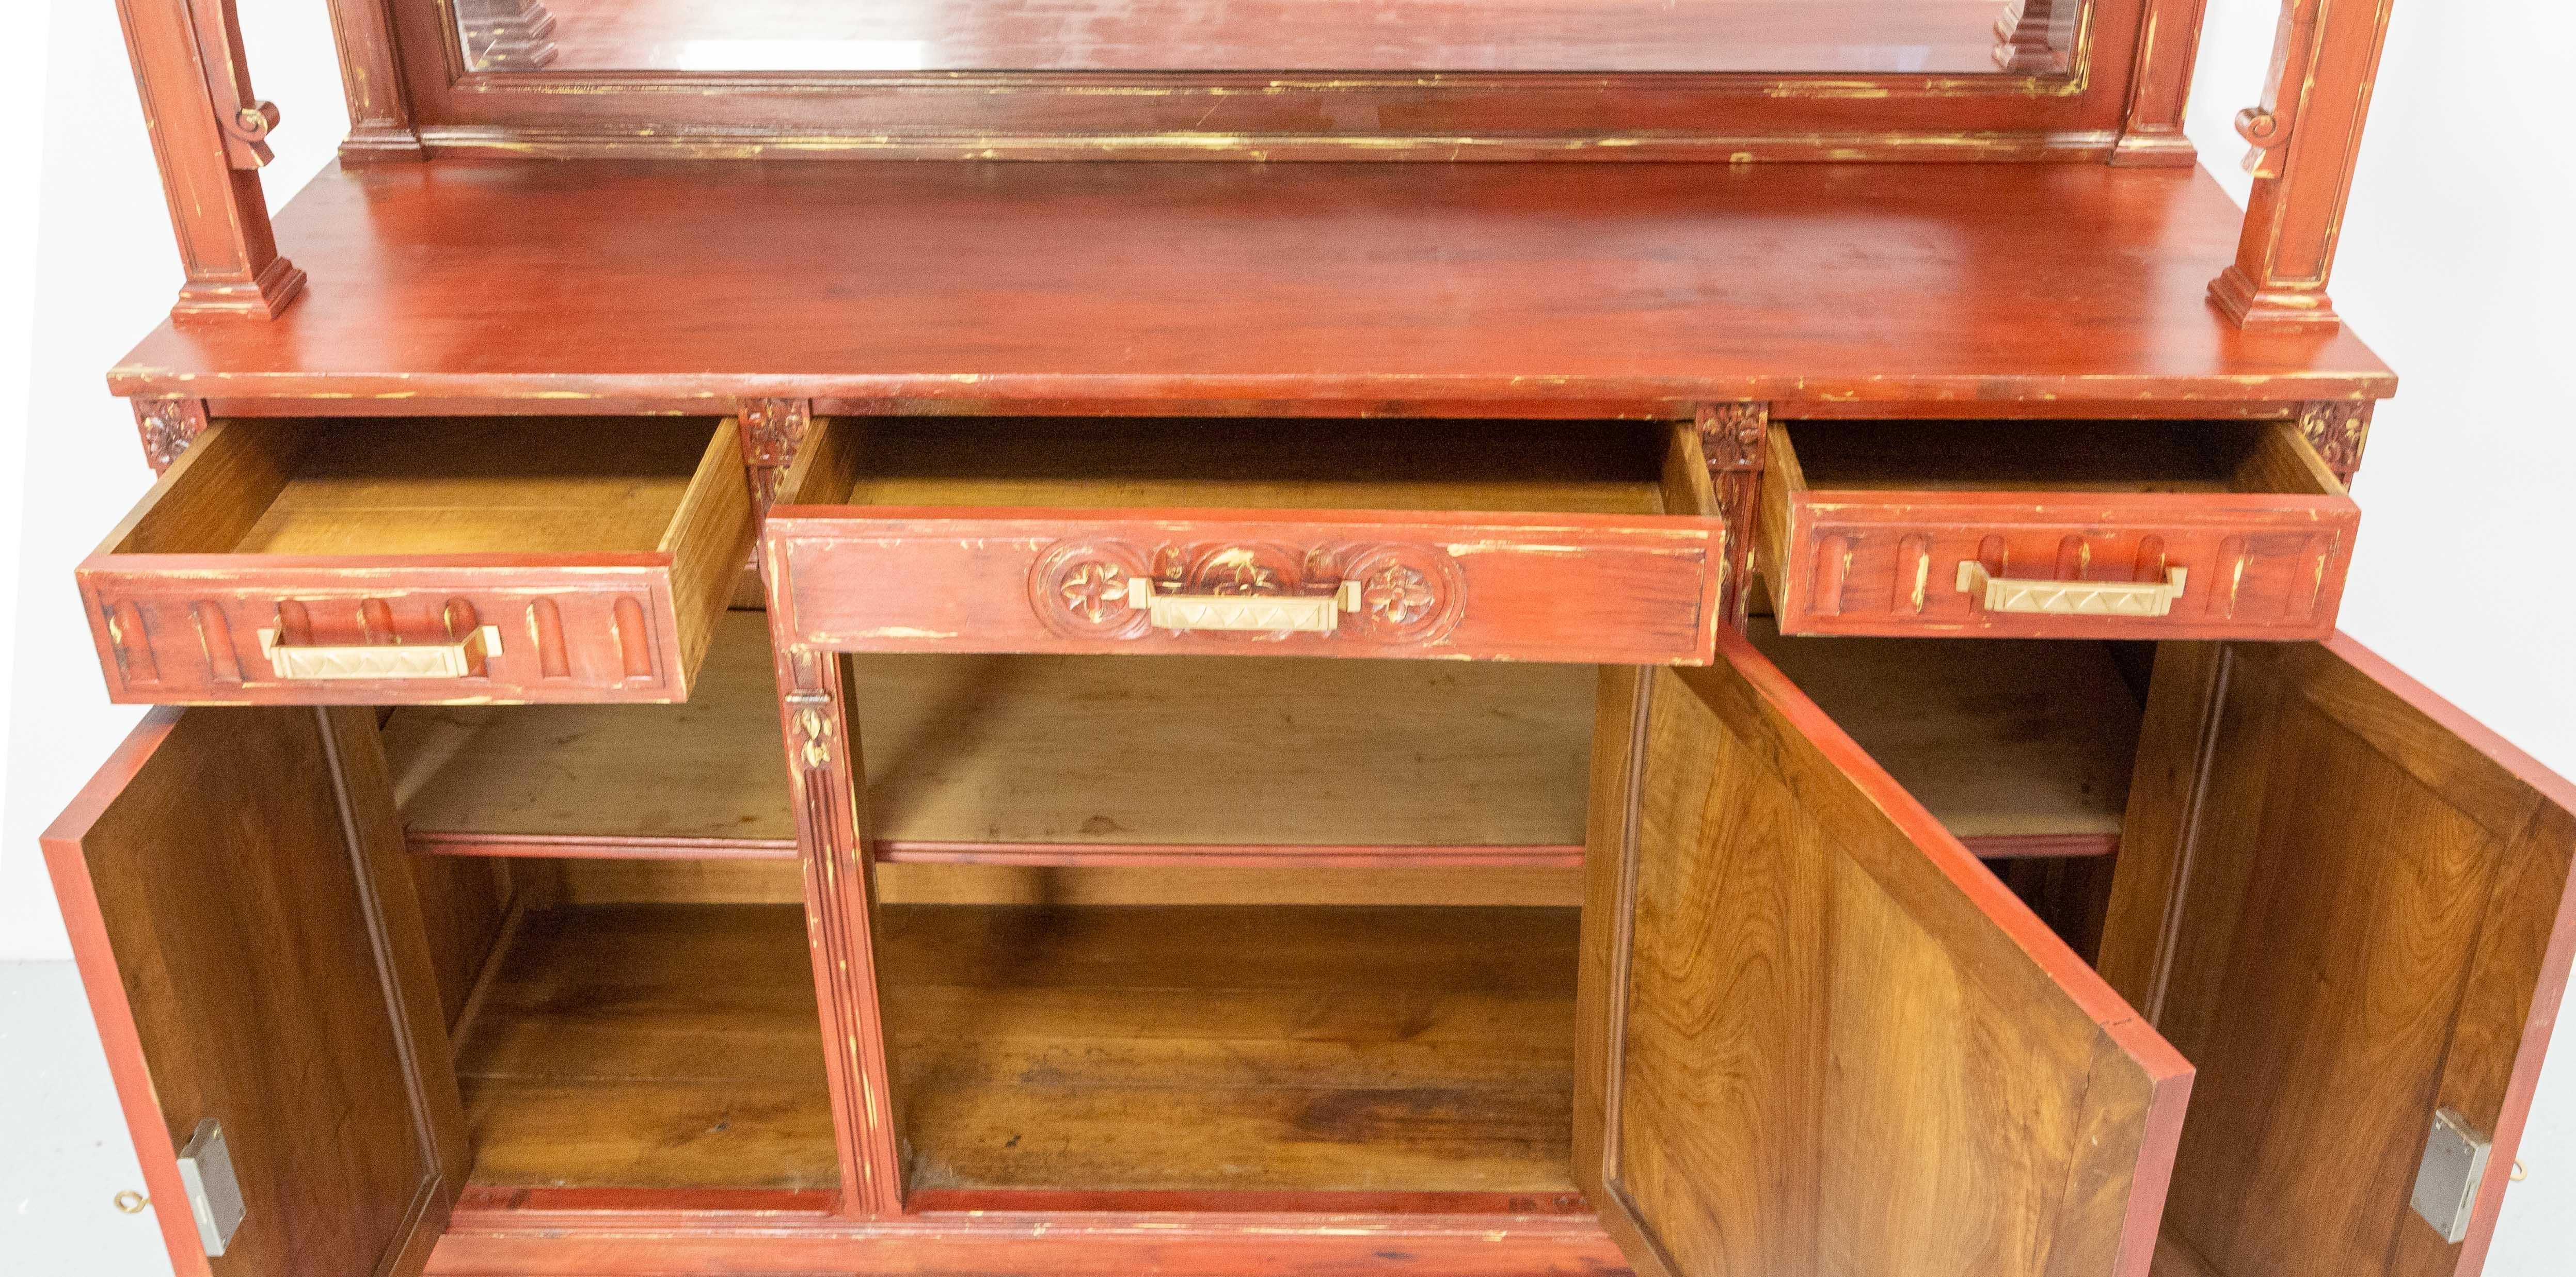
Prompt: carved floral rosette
<box><xmin>1028</xmin><ymin>537</ymin><xmax>1466</xmax><ymax>645</ymax></box>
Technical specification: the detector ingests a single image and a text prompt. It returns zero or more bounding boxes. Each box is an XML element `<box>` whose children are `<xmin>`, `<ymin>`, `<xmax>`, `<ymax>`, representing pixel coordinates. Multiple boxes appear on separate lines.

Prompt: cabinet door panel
<box><xmin>42</xmin><ymin>707</ymin><xmax>464</xmax><ymax>1277</ymax></box>
<box><xmin>2102</xmin><ymin>638</ymin><xmax>2576</xmax><ymax>1277</ymax></box>
<box><xmin>1578</xmin><ymin>636</ymin><xmax>2191</xmax><ymax>1277</ymax></box>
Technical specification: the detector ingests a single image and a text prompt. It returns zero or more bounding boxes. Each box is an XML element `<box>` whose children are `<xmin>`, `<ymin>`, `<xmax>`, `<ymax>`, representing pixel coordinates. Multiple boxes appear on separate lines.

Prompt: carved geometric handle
<box><xmin>1956</xmin><ymin>564</ymin><xmax>2188</xmax><ymax>618</ymax></box>
<box><xmin>1124</xmin><ymin>578</ymin><xmax>1363</xmax><ymax>633</ymax></box>
<box><xmin>257</xmin><ymin>626</ymin><xmax>499</xmax><ymax>679</ymax></box>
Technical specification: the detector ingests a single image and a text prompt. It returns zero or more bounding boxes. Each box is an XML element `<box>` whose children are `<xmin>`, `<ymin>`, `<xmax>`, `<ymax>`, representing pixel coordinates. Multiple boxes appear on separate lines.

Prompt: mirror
<box><xmin>453</xmin><ymin>0</ymin><xmax>2085</xmax><ymax>75</ymax></box>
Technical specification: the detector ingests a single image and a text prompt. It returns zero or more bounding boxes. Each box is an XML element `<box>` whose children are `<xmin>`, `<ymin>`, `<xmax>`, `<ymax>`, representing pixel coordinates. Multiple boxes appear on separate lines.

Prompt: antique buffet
<box><xmin>41</xmin><ymin>0</ymin><xmax>2576</xmax><ymax>1275</ymax></box>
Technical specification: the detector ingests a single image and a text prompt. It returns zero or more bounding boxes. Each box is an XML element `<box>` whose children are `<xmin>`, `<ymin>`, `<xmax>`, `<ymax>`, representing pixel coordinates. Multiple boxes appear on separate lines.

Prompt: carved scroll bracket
<box><xmin>2209</xmin><ymin>0</ymin><xmax>2393</xmax><ymax>328</ymax></box>
<box><xmin>1696</xmin><ymin>402</ymin><xmax>1770</xmax><ymax>625</ymax></box>
<box><xmin>2232</xmin><ymin>0</ymin><xmax>2321</xmax><ymax>179</ymax></box>
<box><xmin>132</xmin><ymin>397</ymin><xmax>209</xmax><ymax>473</ymax></box>
<box><xmin>183</xmin><ymin>0</ymin><xmax>280</xmax><ymax>169</ymax></box>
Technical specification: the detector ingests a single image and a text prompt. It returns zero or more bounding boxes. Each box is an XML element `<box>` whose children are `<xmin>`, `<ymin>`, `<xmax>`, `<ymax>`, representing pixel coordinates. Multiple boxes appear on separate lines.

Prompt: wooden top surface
<box><xmin>114</xmin><ymin>158</ymin><xmax>2392</xmax><ymax>410</ymax></box>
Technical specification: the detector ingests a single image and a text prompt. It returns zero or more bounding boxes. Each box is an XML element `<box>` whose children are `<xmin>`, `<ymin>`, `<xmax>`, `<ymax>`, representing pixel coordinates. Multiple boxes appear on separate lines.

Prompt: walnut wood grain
<box><xmin>79</xmin><ymin>417</ymin><xmax>753</xmax><ymax>705</ymax></box>
<box><xmin>1759</xmin><ymin>420</ymin><xmax>2359</xmax><ymax>639</ymax></box>
<box><xmin>43</xmin><ymin>707</ymin><xmax>465</xmax><ymax>1277</ymax></box>
<box><xmin>107</xmin><ymin>159</ymin><xmax>2395</xmax><ymax>411</ymax></box>
<box><xmin>1585</xmin><ymin>633</ymin><xmax>2190</xmax><ymax>1277</ymax></box>
<box><xmin>452</xmin><ymin>903</ymin><xmax>837</xmax><ymax>1190</ymax></box>
<box><xmin>1743</xmin><ymin>620</ymin><xmax>2143</xmax><ymax>849</ymax></box>
<box><xmin>2099</xmin><ymin>637</ymin><xmax>2576</xmax><ymax>1277</ymax></box>
<box><xmin>874</xmin><ymin>903</ymin><xmax>1578</xmax><ymax>1196</ymax></box>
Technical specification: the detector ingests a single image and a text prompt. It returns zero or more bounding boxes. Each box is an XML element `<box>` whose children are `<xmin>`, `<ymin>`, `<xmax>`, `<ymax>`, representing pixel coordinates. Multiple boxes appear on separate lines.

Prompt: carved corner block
<box><xmin>2299</xmin><ymin>401</ymin><xmax>2374</xmax><ymax>485</ymax></box>
<box><xmin>739</xmin><ymin>397</ymin><xmax>813</xmax><ymax>509</ymax></box>
<box><xmin>132</xmin><ymin>397</ymin><xmax>209</xmax><ymax>473</ymax></box>
<box><xmin>1695</xmin><ymin>403</ymin><xmax>1770</xmax><ymax>626</ymax></box>
<box><xmin>740</xmin><ymin>398</ymin><xmax>812</xmax><ymax>467</ymax></box>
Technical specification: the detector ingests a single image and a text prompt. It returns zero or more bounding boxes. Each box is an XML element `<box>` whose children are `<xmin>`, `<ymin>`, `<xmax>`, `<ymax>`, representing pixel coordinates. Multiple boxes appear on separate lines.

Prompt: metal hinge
<box><xmin>2411</xmin><ymin>1107</ymin><xmax>2493</xmax><ymax>1244</ymax></box>
<box><xmin>176</xmin><ymin>1120</ymin><xmax>246</xmax><ymax>1256</ymax></box>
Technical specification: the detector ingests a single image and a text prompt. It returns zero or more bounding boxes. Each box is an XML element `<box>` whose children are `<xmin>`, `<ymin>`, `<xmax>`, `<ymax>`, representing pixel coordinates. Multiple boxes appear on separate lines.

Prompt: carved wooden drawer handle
<box><xmin>1124</xmin><ymin>578</ymin><xmax>1364</xmax><ymax>634</ymax></box>
<box><xmin>1955</xmin><ymin>564</ymin><xmax>2188</xmax><ymax>618</ymax></box>
<box><xmin>258</xmin><ymin>626</ymin><xmax>501</xmax><ymax>680</ymax></box>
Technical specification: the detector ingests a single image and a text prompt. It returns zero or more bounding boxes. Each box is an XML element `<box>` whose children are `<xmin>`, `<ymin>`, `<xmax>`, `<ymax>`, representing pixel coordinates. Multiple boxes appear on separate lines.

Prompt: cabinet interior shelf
<box><xmin>386</xmin><ymin>611</ymin><xmax>2141</xmax><ymax>868</ymax></box>
<box><xmin>388</xmin><ymin>610</ymin><xmax>1597</xmax><ymax>869</ymax></box>
<box><xmin>452</xmin><ymin>898</ymin><xmax>1582</xmax><ymax>1200</ymax></box>
<box><xmin>454</xmin><ymin>902</ymin><xmax>838</xmax><ymax>1192</ymax></box>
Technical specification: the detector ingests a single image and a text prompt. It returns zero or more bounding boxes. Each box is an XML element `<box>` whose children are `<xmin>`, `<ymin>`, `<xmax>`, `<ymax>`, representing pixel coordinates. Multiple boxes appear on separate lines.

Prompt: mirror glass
<box><xmin>453</xmin><ymin>0</ymin><xmax>2085</xmax><ymax>75</ymax></box>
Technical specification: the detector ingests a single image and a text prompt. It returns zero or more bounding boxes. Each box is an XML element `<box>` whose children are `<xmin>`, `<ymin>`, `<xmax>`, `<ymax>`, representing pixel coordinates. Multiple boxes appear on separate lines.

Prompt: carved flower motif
<box><xmin>1362</xmin><ymin>563</ymin><xmax>1439</xmax><ymax>626</ymax></box>
<box><xmin>1201</xmin><ymin>548</ymin><xmax>1281</xmax><ymax>595</ymax></box>
<box><xmin>1058</xmin><ymin>562</ymin><xmax>1132</xmax><ymax>622</ymax></box>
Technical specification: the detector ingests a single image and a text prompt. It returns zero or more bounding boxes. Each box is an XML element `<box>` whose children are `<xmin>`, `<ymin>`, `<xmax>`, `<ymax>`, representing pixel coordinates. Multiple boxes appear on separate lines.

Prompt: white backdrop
<box><xmin>2</xmin><ymin>0</ymin><xmax>2569</xmax><ymax>1270</ymax></box>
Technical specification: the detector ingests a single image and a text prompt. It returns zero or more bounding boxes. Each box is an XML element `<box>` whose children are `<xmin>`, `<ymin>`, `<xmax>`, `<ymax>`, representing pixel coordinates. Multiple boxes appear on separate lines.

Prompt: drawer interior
<box><xmin>114</xmin><ymin>417</ymin><xmax>733</xmax><ymax>557</ymax></box>
<box><xmin>825</xmin><ymin>417</ymin><xmax>1696</xmax><ymax>514</ymax></box>
<box><xmin>1780</xmin><ymin>419</ymin><xmax>2343</xmax><ymax>496</ymax></box>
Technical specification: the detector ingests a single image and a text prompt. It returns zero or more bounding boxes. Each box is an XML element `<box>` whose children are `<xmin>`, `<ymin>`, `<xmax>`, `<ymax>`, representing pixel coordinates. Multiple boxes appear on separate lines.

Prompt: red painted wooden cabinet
<box><xmin>44</xmin><ymin>408</ymin><xmax>2576</xmax><ymax>1273</ymax></box>
<box><xmin>52</xmin><ymin>0</ymin><xmax>2567</xmax><ymax>1272</ymax></box>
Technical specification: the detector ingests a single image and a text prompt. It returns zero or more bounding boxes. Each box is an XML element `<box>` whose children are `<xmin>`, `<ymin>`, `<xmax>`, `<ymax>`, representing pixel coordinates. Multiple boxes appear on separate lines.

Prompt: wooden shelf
<box><xmin>1745</xmin><ymin>619</ymin><xmax>2143</xmax><ymax>856</ymax></box>
<box><xmin>453</xmin><ymin>903</ymin><xmax>837</xmax><ymax>1190</ymax></box>
<box><xmin>878</xmin><ymin>903</ymin><xmax>1579</xmax><ymax>1196</ymax></box>
<box><xmin>113</xmin><ymin>159</ymin><xmax>2391</xmax><ymax>411</ymax></box>
<box><xmin>387</xmin><ymin>610</ymin><xmax>1596</xmax><ymax>868</ymax></box>
<box><xmin>390</xmin><ymin>610</ymin><xmax>2142</xmax><ymax>866</ymax></box>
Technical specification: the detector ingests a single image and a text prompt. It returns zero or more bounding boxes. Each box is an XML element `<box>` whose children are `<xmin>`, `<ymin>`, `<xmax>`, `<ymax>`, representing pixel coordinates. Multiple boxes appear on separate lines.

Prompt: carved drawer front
<box><xmin>1758</xmin><ymin>419</ymin><xmax>2361</xmax><ymax>640</ymax></box>
<box><xmin>79</xmin><ymin>416</ymin><xmax>753</xmax><ymax>705</ymax></box>
<box><xmin>762</xmin><ymin>417</ymin><xmax>1727</xmax><ymax>664</ymax></box>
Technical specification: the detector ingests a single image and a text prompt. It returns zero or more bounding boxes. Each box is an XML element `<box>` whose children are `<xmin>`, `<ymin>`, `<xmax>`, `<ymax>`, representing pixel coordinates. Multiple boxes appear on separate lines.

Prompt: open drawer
<box><xmin>78</xmin><ymin>417</ymin><xmax>752</xmax><ymax>705</ymax></box>
<box><xmin>1758</xmin><ymin>419</ymin><xmax>2360</xmax><ymax>639</ymax></box>
<box><xmin>764</xmin><ymin>417</ymin><xmax>1726</xmax><ymax>664</ymax></box>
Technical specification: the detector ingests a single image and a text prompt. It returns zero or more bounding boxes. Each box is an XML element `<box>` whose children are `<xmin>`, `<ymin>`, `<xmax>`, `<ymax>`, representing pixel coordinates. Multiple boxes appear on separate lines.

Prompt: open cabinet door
<box><xmin>2100</xmin><ymin>637</ymin><xmax>2576</xmax><ymax>1277</ymax></box>
<box><xmin>42</xmin><ymin>707</ymin><xmax>467</xmax><ymax>1277</ymax></box>
<box><xmin>1576</xmin><ymin>633</ymin><xmax>2193</xmax><ymax>1277</ymax></box>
